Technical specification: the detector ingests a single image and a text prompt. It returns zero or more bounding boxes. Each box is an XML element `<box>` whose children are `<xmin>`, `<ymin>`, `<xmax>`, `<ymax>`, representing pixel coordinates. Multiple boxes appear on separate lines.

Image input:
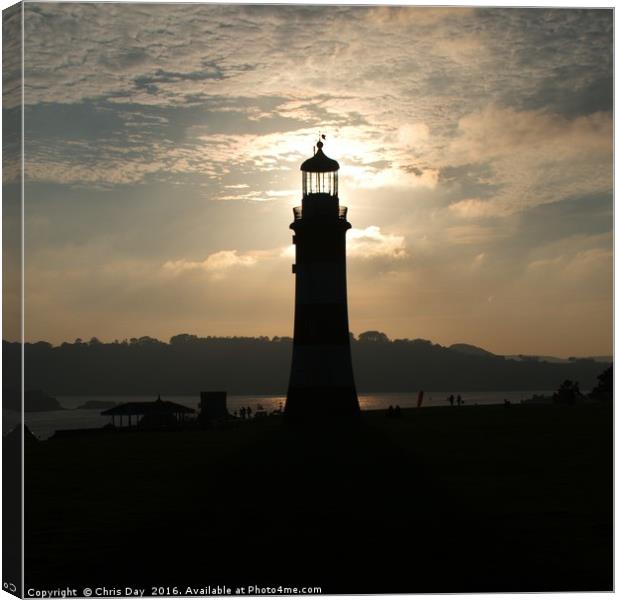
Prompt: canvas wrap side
<box><xmin>3</xmin><ymin>2</ymin><xmax>24</xmax><ymax>597</ymax></box>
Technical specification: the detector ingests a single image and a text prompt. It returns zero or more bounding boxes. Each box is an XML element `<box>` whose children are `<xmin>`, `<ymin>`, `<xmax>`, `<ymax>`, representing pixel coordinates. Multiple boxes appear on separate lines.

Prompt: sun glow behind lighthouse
<box><xmin>216</xmin><ymin>127</ymin><xmax>397</xmax><ymax>198</ymax></box>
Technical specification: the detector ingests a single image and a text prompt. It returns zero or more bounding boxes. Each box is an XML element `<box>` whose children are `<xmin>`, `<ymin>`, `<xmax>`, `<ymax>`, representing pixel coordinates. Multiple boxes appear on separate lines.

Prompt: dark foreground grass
<box><xmin>25</xmin><ymin>403</ymin><xmax>612</xmax><ymax>593</ymax></box>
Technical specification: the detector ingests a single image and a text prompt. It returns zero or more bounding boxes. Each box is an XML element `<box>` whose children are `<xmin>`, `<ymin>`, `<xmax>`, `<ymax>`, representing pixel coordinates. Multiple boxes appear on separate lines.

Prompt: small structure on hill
<box><xmin>101</xmin><ymin>395</ymin><xmax>194</xmax><ymax>430</ymax></box>
<box><xmin>198</xmin><ymin>391</ymin><xmax>229</xmax><ymax>424</ymax></box>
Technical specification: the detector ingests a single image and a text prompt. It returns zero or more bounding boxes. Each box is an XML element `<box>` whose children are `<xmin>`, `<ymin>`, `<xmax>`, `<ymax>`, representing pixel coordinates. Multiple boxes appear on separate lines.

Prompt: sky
<box><xmin>4</xmin><ymin>4</ymin><xmax>613</xmax><ymax>356</ymax></box>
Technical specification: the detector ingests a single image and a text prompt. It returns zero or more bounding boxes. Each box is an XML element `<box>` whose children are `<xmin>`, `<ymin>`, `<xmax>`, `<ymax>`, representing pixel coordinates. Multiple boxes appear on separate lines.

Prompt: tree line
<box><xmin>3</xmin><ymin>331</ymin><xmax>611</xmax><ymax>397</ymax></box>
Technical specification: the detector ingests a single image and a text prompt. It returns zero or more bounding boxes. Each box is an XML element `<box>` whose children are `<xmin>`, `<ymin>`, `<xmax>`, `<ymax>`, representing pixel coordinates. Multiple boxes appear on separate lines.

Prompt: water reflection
<box><xmin>4</xmin><ymin>391</ymin><xmax>547</xmax><ymax>440</ymax></box>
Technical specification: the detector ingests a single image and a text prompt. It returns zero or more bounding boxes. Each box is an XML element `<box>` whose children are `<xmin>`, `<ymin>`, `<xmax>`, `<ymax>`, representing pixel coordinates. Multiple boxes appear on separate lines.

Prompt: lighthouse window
<box><xmin>303</xmin><ymin>171</ymin><xmax>338</xmax><ymax>196</ymax></box>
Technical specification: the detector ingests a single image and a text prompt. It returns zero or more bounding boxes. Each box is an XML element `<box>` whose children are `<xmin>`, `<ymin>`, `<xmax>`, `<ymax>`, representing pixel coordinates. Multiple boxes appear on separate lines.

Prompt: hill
<box><xmin>449</xmin><ymin>343</ymin><xmax>497</xmax><ymax>358</ymax></box>
<box><xmin>4</xmin><ymin>334</ymin><xmax>611</xmax><ymax>396</ymax></box>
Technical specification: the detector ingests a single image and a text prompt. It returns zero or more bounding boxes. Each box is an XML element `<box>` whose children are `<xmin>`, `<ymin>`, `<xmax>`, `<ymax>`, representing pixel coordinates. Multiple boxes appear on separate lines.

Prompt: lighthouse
<box><xmin>285</xmin><ymin>138</ymin><xmax>360</xmax><ymax>418</ymax></box>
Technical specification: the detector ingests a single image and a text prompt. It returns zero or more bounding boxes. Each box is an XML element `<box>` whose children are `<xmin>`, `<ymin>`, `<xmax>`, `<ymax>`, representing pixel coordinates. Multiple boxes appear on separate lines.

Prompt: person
<box><xmin>387</xmin><ymin>405</ymin><xmax>394</xmax><ymax>417</ymax></box>
<box><xmin>448</xmin><ymin>394</ymin><xmax>454</xmax><ymax>407</ymax></box>
<box><xmin>240</xmin><ymin>406</ymin><xmax>246</xmax><ymax>420</ymax></box>
<box><xmin>247</xmin><ymin>406</ymin><xmax>253</xmax><ymax>419</ymax></box>
<box><xmin>457</xmin><ymin>394</ymin><xmax>462</xmax><ymax>407</ymax></box>
<box><xmin>394</xmin><ymin>405</ymin><xmax>402</xmax><ymax>417</ymax></box>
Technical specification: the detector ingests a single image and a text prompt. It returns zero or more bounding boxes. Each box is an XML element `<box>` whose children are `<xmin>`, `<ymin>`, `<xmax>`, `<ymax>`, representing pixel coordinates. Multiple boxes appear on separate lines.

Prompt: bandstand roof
<box><xmin>101</xmin><ymin>398</ymin><xmax>195</xmax><ymax>416</ymax></box>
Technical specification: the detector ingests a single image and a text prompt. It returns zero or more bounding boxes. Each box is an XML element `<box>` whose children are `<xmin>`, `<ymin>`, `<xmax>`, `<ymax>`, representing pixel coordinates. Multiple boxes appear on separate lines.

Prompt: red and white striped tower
<box><xmin>285</xmin><ymin>138</ymin><xmax>360</xmax><ymax>418</ymax></box>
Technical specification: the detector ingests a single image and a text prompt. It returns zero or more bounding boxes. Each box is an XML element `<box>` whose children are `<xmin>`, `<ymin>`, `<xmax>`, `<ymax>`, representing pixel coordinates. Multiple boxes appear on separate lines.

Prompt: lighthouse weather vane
<box><xmin>285</xmin><ymin>136</ymin><xmax>360</xmax><ymax>418</ymax></box>
<box><xmin>313</xmin><ymin>132</ymin><xmax>326</xmax><ymax>155</ymax></box>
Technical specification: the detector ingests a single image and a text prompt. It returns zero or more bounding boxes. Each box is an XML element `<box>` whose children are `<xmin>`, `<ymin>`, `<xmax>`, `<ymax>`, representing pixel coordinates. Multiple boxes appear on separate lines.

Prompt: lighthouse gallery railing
<box><xmin>293</xmin><ymin>206</ymin><xmax>348</xmax><ymax>221</ymax></box>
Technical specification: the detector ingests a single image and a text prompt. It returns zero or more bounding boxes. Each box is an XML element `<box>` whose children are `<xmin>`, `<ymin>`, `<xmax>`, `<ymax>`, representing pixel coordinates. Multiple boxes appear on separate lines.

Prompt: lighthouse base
<box><xmin>284</xmin><ymin>386</ymin><xmax>360</xmax><ymax>419</ymax></box>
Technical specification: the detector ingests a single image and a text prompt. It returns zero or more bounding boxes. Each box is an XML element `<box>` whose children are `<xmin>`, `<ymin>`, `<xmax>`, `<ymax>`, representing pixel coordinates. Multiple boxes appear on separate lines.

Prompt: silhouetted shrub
<box><xmin>553</xmin><ymin>380</ymin><xmax>581</xmax><ymax>405</ymax></box>
<box><xmin>590</xmin><ymin>366</ymin><xmax>612</xmax><ymax>403</ymax></box>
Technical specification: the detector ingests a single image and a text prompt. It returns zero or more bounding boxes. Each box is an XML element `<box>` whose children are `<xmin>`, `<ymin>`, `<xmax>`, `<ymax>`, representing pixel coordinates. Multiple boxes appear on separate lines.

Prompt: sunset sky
<box><xmin>7</xmin><ymin>4</ymin><xmax>613</xmax><ymax>356</ymax></box>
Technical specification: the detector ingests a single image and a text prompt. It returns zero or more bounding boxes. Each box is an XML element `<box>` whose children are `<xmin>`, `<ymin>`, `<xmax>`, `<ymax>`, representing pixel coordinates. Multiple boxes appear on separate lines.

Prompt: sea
<box><xmin>3</xmin><ymin>390</ymin><xmax>553</xmax><ymax>440</ymax></box>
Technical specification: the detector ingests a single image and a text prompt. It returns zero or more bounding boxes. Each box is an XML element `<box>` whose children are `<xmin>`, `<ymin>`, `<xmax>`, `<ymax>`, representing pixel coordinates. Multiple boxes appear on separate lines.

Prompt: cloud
<box><xmin>441</xmin><ymin>224</ymin><xmax>509</xmax><ymax>246</ymax></box>
<box><xmin>366</xmin><ymin>6</ymin><xmax>475</xmax><ymax>27</ymax></box>
<box><xmin>445</xmin><ymin>106</ymin><xmax>612</xmax><ymax>215</ymax></box>
<box><xmin>348</xmin><ymin>226</ymin><xmax>407</xmax><ymax>259</ymax></box>
<box><xmin>448</xmin><ymin>198</ymin><xmax>507</xmax><ymax>219</ymax></box>
<box><xmin>163</xmin><ymin>250</ymin><xmax>260</xmax><ymax>278</ymax></box>
<box><xmin>203</xmin><ymin>250</ymin><xmax>258</xmax><ymax>271</ymax></box>
<box><xmin>525</xmin><ymin>234</ymin><xmax>612</xmax><ymax>282</ymax></box>
<box><xmin>398</xmin><ymin>123</ymin><xmax>430</xmax><ymax>148</ymax></box>
<box><xmin>3</xmin><ymin>5</ymin><xmax>25</xmax><ymax>110</ymax></box>
<box><xmin>19</xmin><ymin>5</ymin><xmax>612</xmax><ymax>208</ymax></box>
<box><xmin>163</xmin><ymin>225</ymin><xmax>407</xmax><ymax>281</ymax></box>
<box><xmin>260</xmin><ymin>227</ymin><xmax>409</xmax><ymax>263</ymax></box>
